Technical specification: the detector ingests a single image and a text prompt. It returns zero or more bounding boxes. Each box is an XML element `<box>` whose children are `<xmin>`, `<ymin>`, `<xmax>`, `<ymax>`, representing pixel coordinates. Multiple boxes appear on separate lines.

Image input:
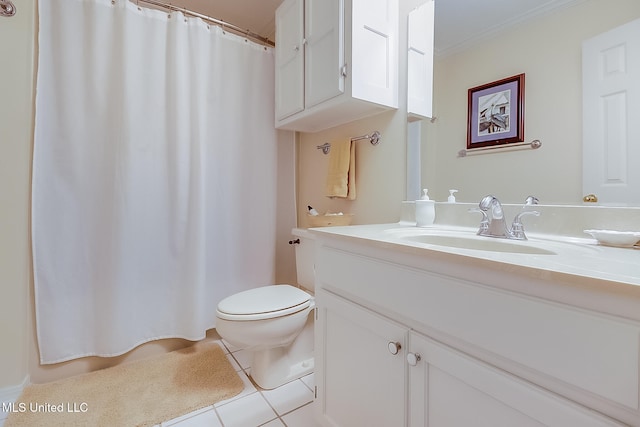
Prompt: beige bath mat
<box><xmin>5</xmin><ymin>342</ymin><xmax>244</xmax><ymax>427</ymax></box>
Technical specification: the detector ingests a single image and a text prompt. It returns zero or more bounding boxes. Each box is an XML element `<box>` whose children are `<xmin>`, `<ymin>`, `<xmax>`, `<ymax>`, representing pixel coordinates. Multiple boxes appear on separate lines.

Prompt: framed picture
<box><xmin>467</xmin><ymin>74</ymin><xmax>525</xmax><ymax>149</ymax></box>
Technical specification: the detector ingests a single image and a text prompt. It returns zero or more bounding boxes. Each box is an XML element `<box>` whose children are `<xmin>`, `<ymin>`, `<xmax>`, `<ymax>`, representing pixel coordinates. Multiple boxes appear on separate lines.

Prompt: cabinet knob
<box><xmin>407</xmin><ymin>352</ymin><xmax>421</xmax><ymax>366</ymax></box>
<box><xmin>387</xmin><ymin>341</ymin><xmax>401</xmax><ymax>355</ymax></box>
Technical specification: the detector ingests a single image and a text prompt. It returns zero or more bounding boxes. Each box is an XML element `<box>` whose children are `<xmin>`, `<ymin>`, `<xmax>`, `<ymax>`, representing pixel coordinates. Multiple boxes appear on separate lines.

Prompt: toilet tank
<box><xmin>291</xmin><ymin>228</ymin><xmax>316</xmax><ymax>292</ymax></box>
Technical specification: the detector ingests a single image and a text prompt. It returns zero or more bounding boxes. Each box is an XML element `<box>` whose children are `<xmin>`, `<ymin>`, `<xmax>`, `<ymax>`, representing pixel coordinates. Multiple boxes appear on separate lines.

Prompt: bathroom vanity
<box><xmin>310</xmin><ymin>212</ymin><xmax>640</xmax><ymax>426</ymax></box>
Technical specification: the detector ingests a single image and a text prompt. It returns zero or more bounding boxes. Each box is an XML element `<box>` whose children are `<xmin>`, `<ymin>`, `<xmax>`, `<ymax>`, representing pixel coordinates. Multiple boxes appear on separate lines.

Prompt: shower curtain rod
<box><xmin>133</xmin><ymin>0</ymin><xmax>275</xmax><ymax>47</ymax></box>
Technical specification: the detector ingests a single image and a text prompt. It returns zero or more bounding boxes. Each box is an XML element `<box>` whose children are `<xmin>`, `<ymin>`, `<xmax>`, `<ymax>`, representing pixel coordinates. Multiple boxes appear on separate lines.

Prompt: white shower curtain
<box><xmin>33</xmin><ymin>0</ymin><xmax>278</xmax><ymax>363</ymax></box>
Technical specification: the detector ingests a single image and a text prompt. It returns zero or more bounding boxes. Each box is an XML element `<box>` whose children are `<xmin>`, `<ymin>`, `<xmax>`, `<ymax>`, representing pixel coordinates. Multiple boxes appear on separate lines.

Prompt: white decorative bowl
<box><xmin>584</xmin><ymin>229</ymin><xmax>640</xmax><ymax>248</ymax></box>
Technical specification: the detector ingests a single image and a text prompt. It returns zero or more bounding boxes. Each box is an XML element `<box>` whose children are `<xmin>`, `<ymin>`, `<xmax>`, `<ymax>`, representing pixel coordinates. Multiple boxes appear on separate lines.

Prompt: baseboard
<box><xmin>0</xmin><ymin>376</ymin><xmax>29</xmax><ymax>420</ymax></box>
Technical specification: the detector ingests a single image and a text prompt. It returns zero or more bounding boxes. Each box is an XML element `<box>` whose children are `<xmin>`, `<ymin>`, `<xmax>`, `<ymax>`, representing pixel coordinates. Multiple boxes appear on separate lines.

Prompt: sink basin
<box><xmin>403</xmin><ymin>234</ymin><xmax>557</xmax><ymax>255</ymax></box>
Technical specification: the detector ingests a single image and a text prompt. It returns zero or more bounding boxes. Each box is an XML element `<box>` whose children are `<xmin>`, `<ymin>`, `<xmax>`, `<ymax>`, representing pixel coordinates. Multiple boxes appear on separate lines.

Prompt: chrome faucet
<box><xmin>471</xmin><ymin>195</ymin><xmax>540</xmax><ymax>240</ymax></box>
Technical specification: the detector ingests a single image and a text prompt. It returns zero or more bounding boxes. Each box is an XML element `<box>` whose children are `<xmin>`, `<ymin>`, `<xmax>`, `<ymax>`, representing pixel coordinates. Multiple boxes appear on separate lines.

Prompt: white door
<box><xmin>275</xmin><ymin>0</ymin><xmax>305</xmax><ymax>120</ymax></box>
<box><xmin>583</xmin><ymin>18</ymin><xmax>640</xmax><ymax>205</ymax></box>
<box><xmin>316</xmin><ymin>290</ymin><xmax>406</xmax><ymax>427</ymax></box>
<box><xmin>305</xmin><ymin>0</ymin><xmax>343</xmax><ymax>109</ymax></box>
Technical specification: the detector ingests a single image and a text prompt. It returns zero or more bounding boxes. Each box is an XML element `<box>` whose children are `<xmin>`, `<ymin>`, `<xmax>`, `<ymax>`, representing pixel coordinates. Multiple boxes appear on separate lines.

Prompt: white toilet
<box><xmin>215</xmin><ymin>228</ymin><xmax>315</xmax><ymax>389</ymax></box>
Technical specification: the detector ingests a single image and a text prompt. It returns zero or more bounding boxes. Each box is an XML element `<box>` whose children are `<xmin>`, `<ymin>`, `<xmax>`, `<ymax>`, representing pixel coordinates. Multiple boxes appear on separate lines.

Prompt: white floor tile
<box><xmin>230</xmin><ymin>349</ymin><xmax>252</xmax><ymax>370</ymax></box>
<box><xmin>300</xmin><ymin>372</ymin><xmax>315</xmax><ymax>392</ymax></box>
<box><xmin>162</xmin><ymin>405</ymin><xmax>215</xmax><ymax>426</ymax></box>
<box><xmin>225</xmin><ymin>352</ymin><xmax>242</xmax><ymax>371</ymax></box>
<box><xmin>281</xmin><ymin>402</ymin><xmax>321</xmax><ymax>427</ymax></box>
<box><xmin>261</xmin><ymin>380</ymin><xmax>314</xmax><ymax>416</ymax></box>
<box><xmin>221</xmin><ymin>339</ymin><xmax>242</xmax><ymax>353</ymax></box>
<box><xmin>260</xmin><ymin>418</ymin><xmax>286</xmax><ymax>426</ymax></box>
<box><xmin>168</xmin><ymin>407</ymin><xmax>222</xmax><ymax>427</ymax></box>
<box><xmin>216</xmin><ymin>392</ymin><xmax>278</xmax><ymax>427</ymax></box>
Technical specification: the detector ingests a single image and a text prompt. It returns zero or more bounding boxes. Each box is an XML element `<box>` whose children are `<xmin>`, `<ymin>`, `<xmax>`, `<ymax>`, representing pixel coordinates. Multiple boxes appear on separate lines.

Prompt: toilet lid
<box><xmin>216</xmin><ymin>285</ymin><xmax>311</xmax><ymax>321</ymax></box>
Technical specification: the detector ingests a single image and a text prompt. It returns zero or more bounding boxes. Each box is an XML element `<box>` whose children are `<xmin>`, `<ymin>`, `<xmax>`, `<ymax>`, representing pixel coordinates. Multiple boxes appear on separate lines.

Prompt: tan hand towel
<box><xmin>325</xmin><ymin>139</ymin><xmax>356</xmax><ymax>200</ymax></box>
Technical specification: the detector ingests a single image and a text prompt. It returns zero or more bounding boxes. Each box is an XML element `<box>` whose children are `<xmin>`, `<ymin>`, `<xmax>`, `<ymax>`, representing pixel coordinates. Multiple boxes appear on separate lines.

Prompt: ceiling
<box><xmin>166</xmin><ymin>0</ymin><xmax>586</xmax><ymax>55</ymax></box>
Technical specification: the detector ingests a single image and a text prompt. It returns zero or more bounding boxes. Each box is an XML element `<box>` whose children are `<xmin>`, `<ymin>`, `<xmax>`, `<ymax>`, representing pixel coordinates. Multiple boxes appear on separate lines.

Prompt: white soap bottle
<box><xmin>415</xmin><ymin>189</ymin><xmax>435</xmax><ymax>227</ymax></box>
<box><xmin>447</xmin><ymin>189</ymin><xmax>458</xmax><ymax>203</ymax></box>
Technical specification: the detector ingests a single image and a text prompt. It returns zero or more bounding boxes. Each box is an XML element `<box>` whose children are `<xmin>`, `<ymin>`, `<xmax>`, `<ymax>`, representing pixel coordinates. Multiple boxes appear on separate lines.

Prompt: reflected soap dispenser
<box><xmin>447</xmin><ymin>189</ymin><xmax>458</xmax><ymax>203</ymax></box>
<box><xmin>415</xmin><ymin>189</ymin><xmax>435</xmax><ymax>227</ymax></box>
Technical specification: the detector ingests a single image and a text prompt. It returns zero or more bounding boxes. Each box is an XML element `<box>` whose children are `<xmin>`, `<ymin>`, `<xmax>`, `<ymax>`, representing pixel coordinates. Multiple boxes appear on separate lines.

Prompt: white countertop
<box><xmin>309</xmin><ymin>223</ymin><xmax>640</xmax><ymax>290</ymax></box>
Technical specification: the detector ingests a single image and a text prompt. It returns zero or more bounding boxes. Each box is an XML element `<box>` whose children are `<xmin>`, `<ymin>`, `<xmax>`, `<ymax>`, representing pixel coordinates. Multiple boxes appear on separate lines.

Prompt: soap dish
<box><xmin>584</xmin><ymin>229</ymin><xmax>640</xmax><ymax>248</ymax></box>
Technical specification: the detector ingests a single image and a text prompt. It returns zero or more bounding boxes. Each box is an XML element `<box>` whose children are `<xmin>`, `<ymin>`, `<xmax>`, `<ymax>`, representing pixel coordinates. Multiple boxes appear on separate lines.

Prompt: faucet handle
<box><xmin>511</xmin><ymin>210</ymin><xmax>540</xmax><ymax>240</ymax></box>
<box><xmin>513</xmin><ymin>210</ymin><xmax>540</xmax><ymax>224</ymax></box>
<box><xmin>468</xmin><ymin>208</ymin><xmax>489</xmax><ymax>234</ymax></box>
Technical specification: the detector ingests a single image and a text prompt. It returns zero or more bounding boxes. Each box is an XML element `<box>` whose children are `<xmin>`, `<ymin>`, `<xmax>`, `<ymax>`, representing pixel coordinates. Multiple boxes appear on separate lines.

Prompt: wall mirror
<box><xmin>424</xmin><ymin>0</ymin><xmax>640</xmax><ymax>206</ymax></box>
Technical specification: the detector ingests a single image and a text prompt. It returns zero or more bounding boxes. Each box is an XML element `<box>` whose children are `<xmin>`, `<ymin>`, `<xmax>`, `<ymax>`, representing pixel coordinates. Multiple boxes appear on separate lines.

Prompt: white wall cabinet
<box><xmin>275</xmin><ymin>0</ymin><xmax>398</xmax><ymax>132</ymax></box>
<box><xmin>314</xmin><ymin>241</ymin><xmax>636</xmax><ymax>426</ymax></box>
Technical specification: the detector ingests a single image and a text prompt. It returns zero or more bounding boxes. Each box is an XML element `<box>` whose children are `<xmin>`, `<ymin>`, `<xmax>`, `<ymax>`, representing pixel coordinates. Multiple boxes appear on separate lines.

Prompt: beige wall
<box><xmin>0</xmin><ymin>0</ymin><xmax>35</xmax><ymax>390</ymax></box>
<box><xmin>297</xmin><ymin>110</ymin><xmax>405</xmax><ymax>225</ymax></box>
<box><xmin>423</xmin><ymin>0</ymin><xmax>640</xmax><ymax>205</ymax></box>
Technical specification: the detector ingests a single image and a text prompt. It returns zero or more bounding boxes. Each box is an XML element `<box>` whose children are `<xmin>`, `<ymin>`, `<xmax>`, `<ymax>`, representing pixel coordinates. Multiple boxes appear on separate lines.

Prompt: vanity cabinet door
<box><xmin>315</xmin><ymin>289</ymin><xmax>407</xmax><ymax>427</ymax></box>
<box><xmin>408</xmin><ymin>331</ymin><xmax>623</xmax><ymax>427</ymax></box>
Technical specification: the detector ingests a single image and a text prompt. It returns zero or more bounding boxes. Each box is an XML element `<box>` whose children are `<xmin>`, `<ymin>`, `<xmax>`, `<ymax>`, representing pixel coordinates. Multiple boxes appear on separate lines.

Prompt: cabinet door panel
<box><xmin>407</xmin><ymin>0</ymin><xmax>434</xmax><ymax>118</ymax></box>
<box><xmin>317</xmin><ymin>289</ymin><xmax>406</xmax><ymax>427</ymax></box>
<box><xmin>305</xmin><ymin>0</ymin><xmax>344</xmax><ymax>108</ymax></box>
<box><xmin>409</xmin><ymin>332</ymin><xmax>623</xmax><ymax>427</ymax></box>
<box><xmin>351</xmin><ymin>0</ymin><xmax>398</xmax><ymax>107</ymax></box>
<box><xmin>275</xmin><ymin>0</ymin><xmax>304</xmax><ymax>120</ymax></box>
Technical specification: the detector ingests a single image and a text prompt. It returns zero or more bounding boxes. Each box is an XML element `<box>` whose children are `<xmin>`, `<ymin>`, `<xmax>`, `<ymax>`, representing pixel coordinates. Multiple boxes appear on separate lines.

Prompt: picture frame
<box><xmin>467</xmin><ymin>74</ymin><xmax>525</xmax><ymax>150</ymax></box>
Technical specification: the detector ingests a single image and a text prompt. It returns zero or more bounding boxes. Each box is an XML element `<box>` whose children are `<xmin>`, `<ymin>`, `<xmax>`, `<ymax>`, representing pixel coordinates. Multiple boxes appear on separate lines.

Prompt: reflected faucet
<box><xmin>471</xmin><ymin>195</ymin><xmax>540</xmax><ymax>240</ymax></box>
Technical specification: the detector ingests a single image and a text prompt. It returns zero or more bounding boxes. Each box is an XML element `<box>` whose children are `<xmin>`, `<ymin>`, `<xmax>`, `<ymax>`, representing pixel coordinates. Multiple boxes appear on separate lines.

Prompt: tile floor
<box><xmin>158</xmin><ymin>339</ymin><xmax>321</xmax><ymax>427</ymax></box>
<box><xmin>0</xmin><ymin>339</ymin><xmax>320</xmax><ymax>427</ymax></box>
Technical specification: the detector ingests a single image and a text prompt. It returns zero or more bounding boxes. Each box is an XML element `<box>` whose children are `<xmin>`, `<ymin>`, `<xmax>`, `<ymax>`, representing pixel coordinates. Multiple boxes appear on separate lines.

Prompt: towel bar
<box><xmin>317</xmin><ymin>131</ymin><xmax>381</xmax><ymax>154</ymax></box>
<box><xmin>457</xmin><ymin>139</ymin><xmax>541</xmax><ymax>157</ymax></box>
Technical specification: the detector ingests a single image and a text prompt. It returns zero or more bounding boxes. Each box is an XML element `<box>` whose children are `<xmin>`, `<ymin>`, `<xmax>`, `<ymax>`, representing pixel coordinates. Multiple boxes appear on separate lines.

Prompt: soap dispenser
<box><xmin>447</xmin><ymin>189</ymin><xmax>458</xmax><ymax>203</ymax></box>
<box><xmin>415</xmin><ymin>189</ymin><xmax>435</xmax><ymax>227</ymax></box>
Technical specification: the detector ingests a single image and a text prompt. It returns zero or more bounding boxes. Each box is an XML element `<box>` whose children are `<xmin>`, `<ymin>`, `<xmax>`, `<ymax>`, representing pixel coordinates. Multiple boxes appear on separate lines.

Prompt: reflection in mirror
<box><xmin>423</xmin><ymin>0</ymin><xmax>640</xmax><ymax>205</ymax></box>
<box><xmin>582</xmin><ymin>17</ymin><xmax>640</xmax><ymax>206</ymax></box>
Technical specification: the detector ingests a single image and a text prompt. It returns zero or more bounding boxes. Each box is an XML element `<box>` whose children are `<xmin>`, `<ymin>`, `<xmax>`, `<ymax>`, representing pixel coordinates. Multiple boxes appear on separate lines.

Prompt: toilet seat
<box><xmin>216</xmin><ymin>285</ymin><xmax>311</xmax><ymax>321</ymax></box>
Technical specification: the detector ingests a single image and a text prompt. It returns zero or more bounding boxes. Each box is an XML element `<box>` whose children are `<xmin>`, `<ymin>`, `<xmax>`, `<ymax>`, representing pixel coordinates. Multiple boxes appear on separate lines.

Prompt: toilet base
<box><xmin>249</xmin><ymin>313</ymin><xmax>314</xmax><ymax>390</ymax></box>
<box><xmin>251</xmin><ymin>347</ymin><xmax>314</xmax><ymax>390</ymax></box>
